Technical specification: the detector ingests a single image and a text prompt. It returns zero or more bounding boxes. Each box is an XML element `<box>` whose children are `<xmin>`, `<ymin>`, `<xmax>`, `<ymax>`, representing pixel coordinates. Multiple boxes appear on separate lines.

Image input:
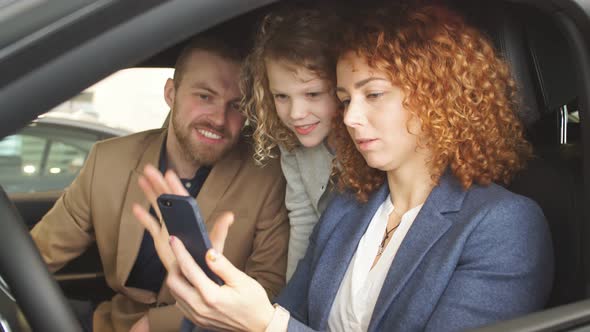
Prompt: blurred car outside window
<box><xmin>0</xmin><ymin>67</ymin><xmax>173</xmax><ymax>193</ymax></box>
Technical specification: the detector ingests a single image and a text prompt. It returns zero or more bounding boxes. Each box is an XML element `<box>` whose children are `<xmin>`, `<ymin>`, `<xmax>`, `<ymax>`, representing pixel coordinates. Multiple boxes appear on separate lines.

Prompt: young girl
<box><xmin>241</xmin><ymin>7</ymin><xmax>341</xmax><ymax>280</ymax></box>
<box><xmin>137</xmin><ymin>3</ymin><xmax>553</xmax><ymax>332</ymax></box>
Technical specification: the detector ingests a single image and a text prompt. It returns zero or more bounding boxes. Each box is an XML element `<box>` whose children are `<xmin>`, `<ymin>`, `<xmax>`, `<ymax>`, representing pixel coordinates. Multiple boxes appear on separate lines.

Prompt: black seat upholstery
<box><xmin>456</xmin><ymin>1</ymin><xmax>585</xmax><ymax>308</ymax></box>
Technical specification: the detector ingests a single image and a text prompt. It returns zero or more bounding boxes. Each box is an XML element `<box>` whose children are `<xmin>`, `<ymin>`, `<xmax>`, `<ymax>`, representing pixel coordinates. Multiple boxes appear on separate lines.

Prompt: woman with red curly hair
<box><xmin>138</xmin><ymin>4</ymin><xmax>553</xmax><ymax>332</ymax></box>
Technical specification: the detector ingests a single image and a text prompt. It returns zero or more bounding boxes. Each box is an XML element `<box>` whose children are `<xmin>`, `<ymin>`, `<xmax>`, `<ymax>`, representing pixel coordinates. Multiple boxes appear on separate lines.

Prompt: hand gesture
<box><xmin>167</xmin><ymin>213</ymin><xmax>276</xmax><ymax>332</ymax></box>
<box><xmin>133</xmin><ymin>164</ymin><xmax>190</xmax><ymax>271</ymax></box>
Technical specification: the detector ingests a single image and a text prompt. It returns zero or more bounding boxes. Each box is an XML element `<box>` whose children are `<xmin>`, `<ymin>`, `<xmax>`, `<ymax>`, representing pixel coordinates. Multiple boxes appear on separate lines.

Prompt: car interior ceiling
<box><xmin>3</xmin><ymin>0</ymin><xmax>588</xmax><ymax>318</ymax></box>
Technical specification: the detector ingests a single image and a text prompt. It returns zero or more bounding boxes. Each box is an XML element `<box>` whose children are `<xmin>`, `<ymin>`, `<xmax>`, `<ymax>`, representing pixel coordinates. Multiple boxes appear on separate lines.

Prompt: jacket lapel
<box><xmin>116</xmin><ymin>130</ymin><xmax>166</xmax><ymax>287</ymax></box>
<box><xmin>195</xmin><ymin>140</ymin><xmax>245</xmax><ymax>227</ymax></box>
<box><xmin>368</xmin><ymin>172</ymin><xmax>465</xmax><ymax>331</ymax></box>
<box><xmin>309</xmin><ymin>185</ymin><xmax>390</xmax><ymax>330</ymax></box>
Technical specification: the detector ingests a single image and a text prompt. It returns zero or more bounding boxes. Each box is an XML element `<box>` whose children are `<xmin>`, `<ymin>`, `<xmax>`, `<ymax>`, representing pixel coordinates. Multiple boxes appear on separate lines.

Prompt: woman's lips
<box><xmin>294</xmin><ymin>123</ymin><xmax>319</xmax><ymax>135</ymax></box>
<box><xmin>356</xmin><ymin>138</ymin><xmax>378</xmax><ymax>151</ymax></box>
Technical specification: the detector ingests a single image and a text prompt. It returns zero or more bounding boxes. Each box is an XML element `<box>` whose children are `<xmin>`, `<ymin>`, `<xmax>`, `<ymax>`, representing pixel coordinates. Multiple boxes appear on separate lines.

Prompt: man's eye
<box><xmin>230</xmin><ymin>101</ymin><xmax>241</xmax><ymax>110</ymax></box>
<box><xmin>198</xmin><ymin>94</ymin><xmax>210</xmax><ymax>101</ymax></box>
<box><xmin>306</xmin><ymin>92</ymin><xmax>322</xmax><ymax>98</ymax></box>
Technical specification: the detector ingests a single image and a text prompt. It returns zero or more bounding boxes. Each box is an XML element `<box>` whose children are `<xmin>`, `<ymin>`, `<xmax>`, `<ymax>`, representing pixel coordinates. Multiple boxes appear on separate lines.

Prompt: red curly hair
<box><xmin>331</xmin><ymin>3</ymin><xmax>532</xmax><ymax>202</ymax></box>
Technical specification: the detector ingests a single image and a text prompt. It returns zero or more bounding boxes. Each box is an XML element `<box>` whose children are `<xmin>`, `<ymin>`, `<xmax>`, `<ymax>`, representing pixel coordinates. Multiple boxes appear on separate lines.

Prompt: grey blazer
<box><xmin>279</xmin><ymin>143</ymin><xmax>334</xmax><ymax>280</ymax></box>
<box><xmin>276</xmin><ymin>172</ymin><xmax>554</xmax><ymax>332</ymax></box>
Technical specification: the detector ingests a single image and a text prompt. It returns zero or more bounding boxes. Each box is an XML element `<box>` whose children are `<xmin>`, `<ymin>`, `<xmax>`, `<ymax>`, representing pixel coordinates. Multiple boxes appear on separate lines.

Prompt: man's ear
<box><xmin>164</xmin><ymin>78</ymin><xmax>176</xmax><ymax>109</ymax></box>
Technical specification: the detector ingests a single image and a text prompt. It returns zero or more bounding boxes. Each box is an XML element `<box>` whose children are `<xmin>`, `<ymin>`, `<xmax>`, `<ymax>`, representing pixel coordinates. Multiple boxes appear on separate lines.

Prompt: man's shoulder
<box><xmin>228</xmin><ymin>137</ymin><xmax>282</xmax><ymax>174</ymax></box>
<box><xmin>89</xmin><ymin>128</ymin><xmax>165</xmax><ymax>172</ymax></box>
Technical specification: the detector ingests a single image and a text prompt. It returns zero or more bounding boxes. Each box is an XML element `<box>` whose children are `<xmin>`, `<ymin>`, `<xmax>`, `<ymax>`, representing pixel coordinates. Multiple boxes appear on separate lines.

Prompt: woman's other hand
<box><xmin>133</xmin><ymin>164</ymin><xmax>190</xmax><ymax>271</ymax></box>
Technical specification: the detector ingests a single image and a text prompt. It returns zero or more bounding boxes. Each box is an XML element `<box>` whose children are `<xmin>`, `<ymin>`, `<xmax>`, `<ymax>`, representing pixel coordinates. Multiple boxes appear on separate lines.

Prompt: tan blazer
<box><xmin>31</xmin><ymin>128</ymin><xmax>289</xmax><ymax>332</ymax></box>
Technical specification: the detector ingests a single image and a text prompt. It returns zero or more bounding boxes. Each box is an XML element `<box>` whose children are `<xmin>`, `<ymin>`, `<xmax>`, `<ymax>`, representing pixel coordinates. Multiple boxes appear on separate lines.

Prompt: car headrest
<box><xmin>525</xmin><ymin>11</ymin><xmax>577</xmax><ymax>112</ymax></box>
<box><xmin>456</xmin><ymin>2</ymin><xmax>538</xmax><ymax>126</ymax></box>
<box><xmin>456</xmin><ymin>1</ymin><xmax>576</xmax><ymax>127</ymax></box>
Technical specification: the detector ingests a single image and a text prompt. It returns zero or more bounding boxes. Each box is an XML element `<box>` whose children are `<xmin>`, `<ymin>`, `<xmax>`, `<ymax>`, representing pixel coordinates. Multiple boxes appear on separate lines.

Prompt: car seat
<box><xmin>456</xmin><ymin>0</ymin><xmax>585</xmax><ymax>308</ymax></box>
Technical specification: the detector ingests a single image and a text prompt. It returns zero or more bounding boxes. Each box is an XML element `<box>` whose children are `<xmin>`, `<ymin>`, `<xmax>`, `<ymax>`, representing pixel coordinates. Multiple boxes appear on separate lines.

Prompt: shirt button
<box><xmin>185</xmin><ymin>182</ymin><xmax>191</xmax><ymax>189</ymax></box>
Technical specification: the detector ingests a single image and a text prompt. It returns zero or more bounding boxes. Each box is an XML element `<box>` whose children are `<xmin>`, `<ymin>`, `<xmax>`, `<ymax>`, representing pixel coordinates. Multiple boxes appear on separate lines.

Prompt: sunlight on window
<box><xmin>48</xmin><ymin>68</ymin><xmax>174</xmax><ymax>133</ymax></box>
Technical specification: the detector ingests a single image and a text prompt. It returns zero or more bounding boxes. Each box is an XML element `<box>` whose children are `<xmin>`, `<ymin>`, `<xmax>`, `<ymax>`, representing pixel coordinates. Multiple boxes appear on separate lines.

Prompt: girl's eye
<box><xmin>273</xmin><ymin>94</ymin><xmax>289</xmax><ymax>102</ymax></box>
<box><xmin>340</xmin><ymin>99</ymin><xmax>350</xmax><ymax>109</ymax></box>
<box><xmin>367</xmin><ymin>92</ymin><xmax>384</xmax><ymax>100</ymax></box>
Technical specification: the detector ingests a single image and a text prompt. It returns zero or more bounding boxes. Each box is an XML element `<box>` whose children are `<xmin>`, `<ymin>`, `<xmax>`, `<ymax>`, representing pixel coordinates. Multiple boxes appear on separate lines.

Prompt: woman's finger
<box><xmin>138</xmin><ymin>174</ymin><xmax>163</xmax><ymax>221</ymax></box>
<box><xmin>169</xmin><ymin>236</ymin><xmax>218</xmax><ymax>294</ymax></box>
<box><xmin>132</xmin><ymin>203</ymin><xmax>161</xmax><ymax>236</ymax></box>
<box><xmin>138</xmin><ymin>175</ymin><xmax>158</xmax><ymax>205</ymax></box>
<box><xmin>167</xmin><ymin>268</ymin><xmax>216</xmax><ymax>326</ymax></box>
<box><xmin>209</xmin><ymin>212</ymin><xmax>234</xmax><ymax>253</ymax></box>
<box><xmin>143</xmin><ymin>164</ymin><xmax>172</xmax><ymax>197</ymax></box>
<box><xmin>167</xmin><ymin>263</ymin><xmax>237</xmax><ymax>330</ymax></box>
<box><xmin>167</xmin><ymin>268</ymin><xmax>202</xmax><ymax>307</ymax></box>
<box><xmin>164</xmin><ymin>169</ymin><xmax>190</xmax><ymax>196</ymax></box>
<box><xmin>205</xmin><ymin>248</ymin><xmax>246</xmax><ymax>287</ymax></box>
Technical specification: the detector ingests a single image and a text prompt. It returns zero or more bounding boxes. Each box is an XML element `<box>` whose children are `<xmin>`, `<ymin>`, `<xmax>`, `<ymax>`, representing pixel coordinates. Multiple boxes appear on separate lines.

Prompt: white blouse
<box><xmin>327</xmin><ymin>195</ymin><xmax>423</xmax><ymax>332</ymax></box>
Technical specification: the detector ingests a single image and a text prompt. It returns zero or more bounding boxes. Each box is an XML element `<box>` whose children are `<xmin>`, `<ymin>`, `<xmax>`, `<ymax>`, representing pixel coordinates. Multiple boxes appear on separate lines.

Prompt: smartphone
<box><xmin>157</xmin><ymin>193</ymin><xmax>223</xmax><ymax>285</ymax></box>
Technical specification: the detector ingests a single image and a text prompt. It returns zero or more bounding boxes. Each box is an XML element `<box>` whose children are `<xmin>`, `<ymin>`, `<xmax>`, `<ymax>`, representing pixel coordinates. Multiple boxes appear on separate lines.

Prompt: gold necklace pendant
<box><xmin>378</xmin><ymin>223</ymin><xmax>400</xmax><ymax>256</ymax></box>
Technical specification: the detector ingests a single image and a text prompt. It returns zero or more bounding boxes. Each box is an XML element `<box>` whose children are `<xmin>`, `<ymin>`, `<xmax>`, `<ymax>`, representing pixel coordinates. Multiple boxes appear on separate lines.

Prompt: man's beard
<box><xmin>172</xmin><ymin>109</ymin><xmax>237</xmax><ymax>166</ymax></box>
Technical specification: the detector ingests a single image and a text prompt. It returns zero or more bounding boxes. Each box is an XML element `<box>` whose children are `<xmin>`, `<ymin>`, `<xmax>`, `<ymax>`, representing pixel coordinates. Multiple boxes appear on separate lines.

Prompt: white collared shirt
<box><xmin>327</xmin><ymin>194</ymin><xmax>423</xmax><ymax>332</ymax></box>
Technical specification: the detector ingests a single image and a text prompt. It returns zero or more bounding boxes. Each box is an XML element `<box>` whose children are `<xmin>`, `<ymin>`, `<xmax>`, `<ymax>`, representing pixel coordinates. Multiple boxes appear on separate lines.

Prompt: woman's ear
<box><xmin>164</xmin><ymin>78</ymin><xmax>176</xmax><ymax>109</ymax></box>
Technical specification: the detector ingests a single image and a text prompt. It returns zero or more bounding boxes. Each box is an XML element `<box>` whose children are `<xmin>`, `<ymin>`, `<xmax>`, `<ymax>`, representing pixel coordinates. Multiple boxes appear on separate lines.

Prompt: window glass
<box><xmin>0</xmin><ymin>134</ymin><xmax>45</xmax><ymax>193</ymax></box>
<box><xmin>49</xmin><ymin>68</ymin><xmax>173</xmax><ymax>132</ymax></box>
<box><xmin>1</xmin><ymin>67</ymin><xmax>173</xmax><ymax>193</ymax></box>
<box><xmin>0</xmin><ymin>128</ymin><xmax>97</xmax><ymax>193</ymax></box>
<box><xmin>46</xmin><ymin>141</ymin><xmax>88</xmax><ymax>177</ymax></box>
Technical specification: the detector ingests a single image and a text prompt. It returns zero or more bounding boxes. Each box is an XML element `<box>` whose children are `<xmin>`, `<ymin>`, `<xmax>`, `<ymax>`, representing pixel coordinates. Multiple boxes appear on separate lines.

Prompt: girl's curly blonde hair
<box><xmin>241</xmin><ymin>6</ymin><xmax>340</xmax><ymax>164</ymax></box>
<box><xmin>332</xmin><ymin>4</ymin><xmax>533</xmax><ymax>202</ymax></box>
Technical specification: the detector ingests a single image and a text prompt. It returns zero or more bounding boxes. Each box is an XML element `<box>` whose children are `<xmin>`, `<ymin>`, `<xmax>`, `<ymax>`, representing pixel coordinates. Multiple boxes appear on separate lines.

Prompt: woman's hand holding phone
<box><xmin>133</xmin><ymin>164</ymin><xmax>276</xmax><ymax>331</ymax></box>
<box><xmin>167</xmin><ymin>219</ymin><xmax>275</xmax><ymax>332</ymax></box>
<box><xmin>133</xmin><ymin>164</ymin><xmax>191</xmax><ymax>271</ymax></box>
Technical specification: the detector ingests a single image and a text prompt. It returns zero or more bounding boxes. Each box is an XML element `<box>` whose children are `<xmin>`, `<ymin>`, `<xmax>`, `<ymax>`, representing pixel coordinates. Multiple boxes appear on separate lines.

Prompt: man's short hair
<box><xmin>173</xmin><ymin>35</ymin><xmax>245</xmax><ymax>88</ymax></box>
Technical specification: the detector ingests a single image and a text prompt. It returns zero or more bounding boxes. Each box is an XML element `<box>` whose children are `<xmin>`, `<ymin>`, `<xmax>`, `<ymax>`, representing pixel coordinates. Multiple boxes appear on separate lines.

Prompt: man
<box><xmin>30</xmin><ymin>36</ymin><xmax>289</xmax><ymax>332</ymax></box>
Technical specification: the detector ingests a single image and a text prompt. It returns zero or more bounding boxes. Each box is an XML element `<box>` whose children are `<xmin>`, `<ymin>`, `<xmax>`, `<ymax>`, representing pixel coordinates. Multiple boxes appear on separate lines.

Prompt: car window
<box><xmin>0</xmin><ymin>125</ymin><xmax>96</xmax><ymax>193</ymax></box>
<box><xmin>48</xmin><ymin>67</ymin><xmax>174</xmax><ymax>133</ymax></box>
<box><xmin>0</xmin><ymin>67</ymin><xmax>173</xmax><ymax>193</ymax></box>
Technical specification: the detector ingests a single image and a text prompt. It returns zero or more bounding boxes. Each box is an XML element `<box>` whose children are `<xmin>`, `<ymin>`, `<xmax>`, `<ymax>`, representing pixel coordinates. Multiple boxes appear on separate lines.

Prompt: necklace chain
<box><xmin>377</xmin><ymin>208</ymin><xmax>404</xmax><ymax>256</ymax></box>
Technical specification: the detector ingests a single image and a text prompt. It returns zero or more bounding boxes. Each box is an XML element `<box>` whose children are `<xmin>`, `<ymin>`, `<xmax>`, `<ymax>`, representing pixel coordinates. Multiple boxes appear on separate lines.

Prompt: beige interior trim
<box><xmin>54</xmin><ymin>272</ymin><xmax>104</xmax><ymax>281</ymax></box>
